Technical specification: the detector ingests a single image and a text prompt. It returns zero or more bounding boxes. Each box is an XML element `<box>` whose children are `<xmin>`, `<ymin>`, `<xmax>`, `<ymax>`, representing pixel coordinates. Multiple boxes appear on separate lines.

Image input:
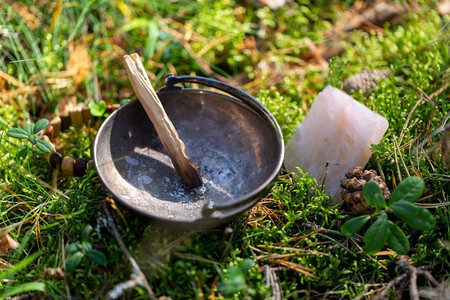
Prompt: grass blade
<box><xmin>0</xmin><ymin>252</ymin><xmax>41</xmax><ymax>280</ymax></box>
<box><xmin>1</xmin><ymin>282</ymin><xmax>47</xmax><ymax>298</ymax></box>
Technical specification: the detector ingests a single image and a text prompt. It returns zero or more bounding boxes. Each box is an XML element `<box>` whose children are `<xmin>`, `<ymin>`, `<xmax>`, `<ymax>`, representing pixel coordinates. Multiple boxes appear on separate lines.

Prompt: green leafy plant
<box><xmin>341</xmin><ymin>176</ymin><xmax>435</xmax><ymax>255</ymax></box>
<box><xmin>325</xmin><ymin>57</ymin><xmax>347</xmax><ymax>89</ymax></box>
<box><xmin>6</xmin><ymin>119</ymin><xmax>53</xmax><ymax>157</ymax></box>
<box><xmin>65</xmin><ymin>225</ymin><xmax>107</xmax><ymax>271</ymax></box>
<box><xmin>88</xmin><ymin>100</ymin><xmax>107</xmax><ymax>117</ymax></box>
<box><xmin>218</xmin><ymin>258</ymin><xmax>255</xmax><ymax>296</ymax></box>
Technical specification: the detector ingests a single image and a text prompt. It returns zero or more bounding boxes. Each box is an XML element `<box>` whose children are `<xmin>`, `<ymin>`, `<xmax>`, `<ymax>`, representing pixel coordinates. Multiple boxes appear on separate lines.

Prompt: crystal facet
<box><xmin>284</xmin><ymin>86</ymin><xmax>389</xmax><ymax>200</ymax></box>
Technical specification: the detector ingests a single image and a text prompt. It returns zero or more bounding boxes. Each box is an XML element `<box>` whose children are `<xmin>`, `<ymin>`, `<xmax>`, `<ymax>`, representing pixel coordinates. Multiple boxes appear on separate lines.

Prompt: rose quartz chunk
<box><xmin>284</xmin><ymin>86</ymin><xmax>389</xmax><ymax>200</ymax></box>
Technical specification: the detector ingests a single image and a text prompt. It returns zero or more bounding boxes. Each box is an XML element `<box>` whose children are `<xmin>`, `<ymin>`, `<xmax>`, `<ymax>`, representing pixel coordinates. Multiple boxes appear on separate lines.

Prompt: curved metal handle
<box><xmin>164</xmin><ymin>74</ymin><xmax>278</xmax><ymax>129</ymax></box>
<box><xmin>165</xmin><ymin>74</ymin><xmax>255</xmax><ymax>106</ymax></box>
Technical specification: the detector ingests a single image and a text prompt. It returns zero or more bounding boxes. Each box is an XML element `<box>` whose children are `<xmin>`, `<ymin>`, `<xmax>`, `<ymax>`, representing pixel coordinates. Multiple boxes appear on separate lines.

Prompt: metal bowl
<box><xmin>94</xmin><ymin>75</ymin><xmax>284</xmax><ymax>229</ymax></box>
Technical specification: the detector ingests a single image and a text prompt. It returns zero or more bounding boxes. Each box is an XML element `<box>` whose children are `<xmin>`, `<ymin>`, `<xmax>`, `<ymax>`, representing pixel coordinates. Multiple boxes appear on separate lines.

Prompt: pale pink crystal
<box><xmin>284</xmin><ymin>86</ymin><xmax>389</xmax><ymax>200</ymax></box>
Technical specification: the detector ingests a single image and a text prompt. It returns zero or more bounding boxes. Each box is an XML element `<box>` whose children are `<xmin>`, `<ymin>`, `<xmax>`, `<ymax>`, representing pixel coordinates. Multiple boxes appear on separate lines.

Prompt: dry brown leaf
<box><xmin>11</xmin><ymin>2</ymin><xmax>41</xmax><ymax>29</ymax></box>
<box><xmin>0</xmin><ymin>233</ymin><xmax>19</xmax><ymax>255</ymax></box>
<box><xmin>0</xmin><ymin>70</ymin><xmax>24</xmax><ymax>89</ymax></box>
<box><xmin>275</xmin><ymin>259</ymin><xmax>319</xmax><ymax>279</ymax></box>
<box><xmin>68</xmin><ymin>39</ymin><xmax>90</xmax><ymax>86</ymax></box>
<box><xmin>0</xmin><ymin>257</ymin><xmax>14</xmax><ymax>268</ymax></box>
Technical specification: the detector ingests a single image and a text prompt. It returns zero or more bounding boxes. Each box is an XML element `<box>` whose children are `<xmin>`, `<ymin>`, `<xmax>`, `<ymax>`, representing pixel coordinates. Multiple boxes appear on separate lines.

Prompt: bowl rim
<box><xmin>94</xmin><ymin>88</ymin><xmax>285</xmax><ymax>226</ymax></box>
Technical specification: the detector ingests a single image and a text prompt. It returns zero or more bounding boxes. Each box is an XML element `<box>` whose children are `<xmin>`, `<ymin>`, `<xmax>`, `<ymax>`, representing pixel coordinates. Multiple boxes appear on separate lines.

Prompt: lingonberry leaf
<box><xmin>16</xmin><ymin>145</ymin><xmax>30</xmax><ymax>160</ymax></box>
<box><xmin>241</xmin><ymin>258</ymin><xmax>253</xmax><ymax>274</ymax></box>
<box><xmin>389</xmin><ymin>201</ymin><xmax>435</xmax><ymax>231</ymax></box>
<box><xmin>80</xmin><ymin>242</ymin><xmax>92</xmax><ymax>253</ymax></box>
<box><xmin>218</xmin><ymin>265</ymin><xmax>246</xmax><ymax>295</ymax></box>
<box><xmin>87</xmin><ymin>249</ymin><xmax>106</xmax><ymax>266</ymax></box>
<box><xmin>23</xmin><ymin>123</ymin><xmax>35</xmax><ymax>136</ymax></box>
<box><xmin>82</xmin><ymin>225</ymin><xmax>93</xmax><ymax>242</ymax></box>
<box><xmin>33</xmin><ymin>119</ymin><xmax>49</xmax><ymax>134</ymax></box>
<box><xmin>363</xmin><ymin>212</ymin><xmax>388</xmax><ymax>255</ymax></box>
<box><xmin>389</xmin><ymin>176</ymin><xmax>425</xmax><ymax>204</ymax></box>
<box><xmin>65</xmin><ymin>251</ymin><xmax>84</xmax><ymax>271</ymax></box>
<box><xmin>35</xmin><ymin>139</ymin><xmax>53</xmax><ymax>155</ymax></box>
<box><xmin>65</xmin><ymin>242</ymin><xmax>81</xmax><ymax>254</ymax></box>
<box><xmin>7</xmin><ymin>128</ymin><xmax>29</xmax><ymax>140</ymax></box>
<box><xmin>363</xmin><ymin>180</ymin><xmax>386</xmax><ymax>210</ymax></box>
<box><xmin>29</xmin><ymin>135</ymin><xmax>37</xmax><ymax>145</ymax></box>
<box><xmin>341</xmin><ymin>215</ymin><xmax>371</xmax><ymax>236</ymax></box>
<box><xmin>386</xmin><ymin>221</ymin><xmax>409</xmax><ymax>254</ymax></box>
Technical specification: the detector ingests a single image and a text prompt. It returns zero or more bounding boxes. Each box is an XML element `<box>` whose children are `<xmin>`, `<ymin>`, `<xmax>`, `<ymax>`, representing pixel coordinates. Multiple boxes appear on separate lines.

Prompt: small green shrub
<box><xmin>341</xmin><ymin>177</ymin><xmax>435</xmax><ymax>255</ymax></box>
<box><xmin>65</xmin><ymin>225</ymin><xmax>107</xmax><ymax>271</ymax></box>
<box><xmin>6</xmin><ymin>119</ymin><xmax>53</xmax><ymax>157</ymax></box>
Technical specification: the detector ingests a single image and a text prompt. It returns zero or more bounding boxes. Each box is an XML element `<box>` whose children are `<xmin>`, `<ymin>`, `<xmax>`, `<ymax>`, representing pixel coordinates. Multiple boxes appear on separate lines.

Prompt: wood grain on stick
<box><xmin>123</xmin><ymin>53</ymin><xmax>202</xmax><ymax>189</ymax></box>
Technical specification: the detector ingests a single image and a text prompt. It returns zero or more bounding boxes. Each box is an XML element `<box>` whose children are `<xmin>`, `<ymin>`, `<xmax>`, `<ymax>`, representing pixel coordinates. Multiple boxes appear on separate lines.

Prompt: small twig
<box><xmin>376</xmin><ymin>263</ymin><xmax>441</xmax><ymax>299</ymax></box>
<box><xmin>442</xmin><ymin>124</ymin><xmax>449</xmax><ymax>168</ymax></box>
<box><xmin>416</xmin><ymin>270</ymin><xmax>440</xmax><ymax>287</ymax></box>
<box><xmin>416</xmin><ymin>202</ymin><xmax>450</xmax><ymax>208</ymax></box>
<box><xmin>101</xmin><ymin>201</ymin><xmax>155</xmax><ymax>300</ymax></box>
<box><xmin>378</xmin><ymin>273</ymin><xmax>408</xmax><ymax>297</ymax></box>
<box><xmin>263</xmin><ymin>265</ymin><xmax>284</xmax><ymax>300</ymax></box>
<box><xmin>376</xmin><ymin>159</ymin><xmax>386</xmax><ymax>182</ymax></box>
<box><xmin>393</xmin><ymin>134</ymin><xmax>410</xmax><ymax>178</ymax></box>
<box><xmin>396</xmin><ymin>277</ymin><xmax>409</xmax><ymax>299</ymax></box>
<box><xmin>220</xmin><ymin>226</ymin><xmax>235</xmax><ymax>261</ymax></box>
<box><xmin>173</xmin><ymin>251</ymin><xmax>220</xmax><ymax>265</ymax></box>
<box><xmin>392</xmin><ymin>134</ymin><xmax>404</xmax><ymax>182</ymax></box>
<box><xmin>414</xmin><ymin>116</ymin><xmax>450</xmax><ymax>155</ymax></box>
<box><xmin>398</xmin><ymin>96</ymin><xmax>424</xmax><ymax>146</ymax></box>
<box><xmin>409</xmin><ymin>267</ymin><xmax>419</xmax><ymax>300</ymax></box>
<box><xmin>94</xmin><ymin>268</ymin><xmax>121</xmax><ymax>300</ymax></box>
<box><xmin>319</xmin><ymin>161</ymin><xmax>330</xmax><ymax>194</ymax></box>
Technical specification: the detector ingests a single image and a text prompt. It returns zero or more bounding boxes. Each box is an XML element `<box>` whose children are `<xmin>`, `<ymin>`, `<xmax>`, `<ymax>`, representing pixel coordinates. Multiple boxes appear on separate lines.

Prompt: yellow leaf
<box><xmin>117</xmin><ymin>0</ymin><xmax>133</xmax><ymax>20</ymax></box>
<box><xmin>68</xmin><ymin>39</ymin><xmax>90</xmax><ymax>86</ymax></box>
<box><xmin>50</xmin><ymin>0</ymin><xmax>63</xmax><ymax>30</ymax></box>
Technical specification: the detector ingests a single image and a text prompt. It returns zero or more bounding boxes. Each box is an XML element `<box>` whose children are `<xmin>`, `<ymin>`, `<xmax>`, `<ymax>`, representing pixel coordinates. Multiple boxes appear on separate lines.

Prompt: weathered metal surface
<box><xmin>94</xmin><ymin>79</ymin><xmax>283</xmax><ymax>229</ymax></box>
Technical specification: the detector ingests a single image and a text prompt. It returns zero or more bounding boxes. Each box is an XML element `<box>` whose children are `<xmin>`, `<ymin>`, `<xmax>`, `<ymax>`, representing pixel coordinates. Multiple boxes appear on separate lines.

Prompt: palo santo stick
<box><xmin>123</xmin><ymin>53</ymin><xmax>202</xmax><ymax>189</ymax></box>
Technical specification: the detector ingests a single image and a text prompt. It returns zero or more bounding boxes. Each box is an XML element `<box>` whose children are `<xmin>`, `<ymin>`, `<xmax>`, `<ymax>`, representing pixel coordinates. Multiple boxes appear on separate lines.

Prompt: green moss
<box><xmin>0</xmin><ymin>1</ymin><xmax>448</xmax><ymax>298</ymax></box>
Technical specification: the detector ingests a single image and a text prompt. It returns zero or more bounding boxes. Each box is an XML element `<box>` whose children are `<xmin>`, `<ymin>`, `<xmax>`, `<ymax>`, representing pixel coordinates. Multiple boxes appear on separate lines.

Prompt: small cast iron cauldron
<box><xmin>94</xmin><ymin>74</ymin><xmax>284</xmax><ymax>229</ymax></box>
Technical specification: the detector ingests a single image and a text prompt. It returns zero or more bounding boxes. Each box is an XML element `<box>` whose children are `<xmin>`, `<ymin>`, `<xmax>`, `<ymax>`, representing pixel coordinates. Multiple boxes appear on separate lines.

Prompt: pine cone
<box><xmin>343</xmin><ymin>69</ymin><xmax>390</xmax><ymax>93</ymax></box>
<box><xmin>340</xmin><ymin>166</ymin><xmax>391</xmax><ymax>215</ymax></box>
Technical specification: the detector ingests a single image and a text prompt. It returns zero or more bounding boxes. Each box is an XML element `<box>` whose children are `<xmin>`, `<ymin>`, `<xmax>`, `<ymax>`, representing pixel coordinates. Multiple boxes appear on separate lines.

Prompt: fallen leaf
<box><xmin>68</xmin><ymin>39</ymin><xmax>90</xmax><ymax>86</ymax></box>
<box><xmin>0</xmin><ymin>234</ymin><xmax>19</xmax><ymax>255</ymax></box>
<box><xmin>11</xmin><ymin>3</ymin><xmax>41</xmax><ymax>29</ymax></box>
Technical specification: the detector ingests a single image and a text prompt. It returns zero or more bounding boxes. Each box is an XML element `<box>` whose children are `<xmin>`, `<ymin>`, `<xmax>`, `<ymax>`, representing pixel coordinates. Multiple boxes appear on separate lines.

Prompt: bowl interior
<box><xmin>94</xmin><ymin>89</ymin><xmax>282</xmax><ymax>225</ymax></box>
